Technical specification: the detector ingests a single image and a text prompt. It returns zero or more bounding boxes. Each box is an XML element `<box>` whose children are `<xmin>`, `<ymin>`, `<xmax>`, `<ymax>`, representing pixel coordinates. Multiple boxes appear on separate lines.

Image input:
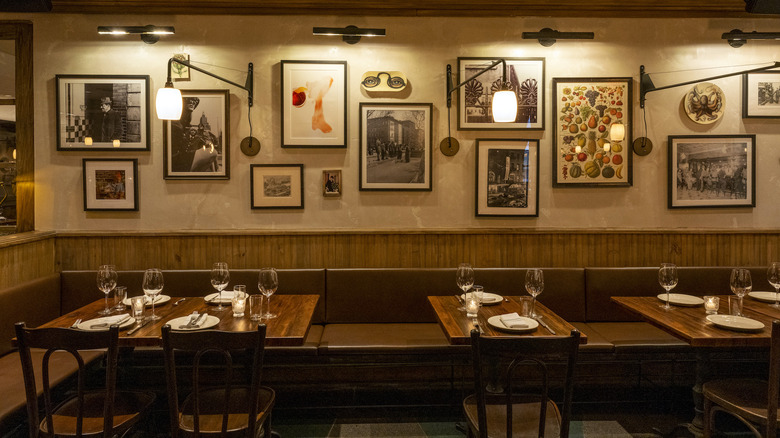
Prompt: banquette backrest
<box><xmin>0</xmin><ymin>273</ymin><xmax>61</xmax><ymax>356</ymax></box>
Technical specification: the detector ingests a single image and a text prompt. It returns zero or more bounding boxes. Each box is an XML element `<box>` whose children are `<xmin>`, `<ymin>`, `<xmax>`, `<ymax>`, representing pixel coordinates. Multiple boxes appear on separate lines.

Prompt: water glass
<box><xmin>703</xmin><ymin>296</ymin><xmax>719</xmax><ymax>315</ymax></box>
<box><xmin>249</xmin><ymin>295</ymin><xmax>264</xmax><ymax>321</ymax></box>
<box><xmin>130</xmin><ymin>296</ymin><xmax>146</xmax><ymax>320</ymax></box>
<box><xmin>729</xmin><ymin>296</ymin><xmax>743</xmax><ymax>316</ymax></box>
<box><xmin>232</xmin><ymin>291</ymin><xmax>247</xmax><ymax>317</ymax></box>
<box><xmin>470</xmin><ymin>285</ymin><xmax>484</xmax><ymax>307</ymax></box>
<box><xmin>112</xmin><ymin>286</ymin><xmax>127</xmax><ymax>311</ymax></box>
<box><xmin>517</xmin><ymin>296</ymin><xmax>534</xmax><ymax>317</ymax></box>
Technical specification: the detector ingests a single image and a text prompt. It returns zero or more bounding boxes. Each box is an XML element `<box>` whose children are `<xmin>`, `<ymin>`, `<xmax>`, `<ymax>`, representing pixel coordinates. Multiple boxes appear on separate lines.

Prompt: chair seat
<box><xmin>180</xmin><ymin>386</ymin><xmax>275</xmax><ymax>434</ymax></box>
<box><xmin>703</xmin><ymin>378</ymin><xmax>780</xmax><ymax>425</ymax></box>
<box><xmin>39</xmin><ymin>390</ymin><xmax>155</xmax><ymax>436</ymax></box>
<box><xmin>463</xmin><ymin>394</ymin><xmax>562</xmax><ymax>438</ymax></box>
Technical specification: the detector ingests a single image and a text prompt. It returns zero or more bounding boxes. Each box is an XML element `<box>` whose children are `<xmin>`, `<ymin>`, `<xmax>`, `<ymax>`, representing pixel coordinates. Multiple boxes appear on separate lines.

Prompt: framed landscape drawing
<box><xmin>82</xmin><ymin>158</ymin><xmax>138</xmax><ymax>211</ymax></box>
<box><xmin>457</xmin><ymin>57</ymin><xmax>544</xmax><ymax>130</ymax></box>
<box><xmin>475</xmin><ymin>139</ymin><xmax>539</xmax><ymax>217</ymax></box>
<box><xmin>668</xmin><ymin>135</ymin><xmax>755</xmax><ymax>209</ymax></box>
<box><xmin>163</xmin><ymin>89</ymin><xmax>229</xmax><ymax>180</ymax></box>
<box><xmin>743</xmin><ymin>72</ymin><xmax>780</xmax><ymax>118</ymax></box>
<box><xmin>552</xmin><ymin>77</ymin><xmax>633</xmax><ymax>187</ymax></box>
<box><xmin>250</xmin><ymin>164</ymin><xmax>304</xmax><ymax>209</ymax></box>
<box><xmin>359</xmin><ymin>102</ymin><xmax>433</xmax><ymax>191</ymax></box>
<box><xmin>56</xmin><ymin>75</ymin><xmax>150</xmax><ymax>151</ymax></box>
<box><xmin>281</xmin><ymin>60</ymin><xmax>347</xmax><ymax>148</ymax></box>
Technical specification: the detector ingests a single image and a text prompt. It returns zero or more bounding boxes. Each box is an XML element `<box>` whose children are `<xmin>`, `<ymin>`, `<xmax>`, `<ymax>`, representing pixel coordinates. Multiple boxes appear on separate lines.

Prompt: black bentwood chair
<box><xmin>14</xmin><ymin>322</ymin><xmax>155</xmax><ymax>438</ymax></box>
<box><xmin>463</xmin><ymin>329</ymin><xmax>580</xmax><ymax>438</ymax></box>
<box><xmin>162</xmin><ymin>323</ymin><xmax>276</xmax><ymax>438</ymax></box>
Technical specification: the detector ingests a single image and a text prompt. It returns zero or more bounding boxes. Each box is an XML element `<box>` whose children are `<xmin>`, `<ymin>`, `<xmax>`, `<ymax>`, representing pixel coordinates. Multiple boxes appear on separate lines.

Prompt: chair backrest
<box><xmin>767</xmin><ymin>320</ymin><xmax>780</xmax><ymax>437</ymax></box>
<box><xmin>470</xmin><ymin>329</ymin><xmax>580</xmax><ymax>438</ymax></box>
<box><xmin>14</xmin><ymin>322</ymin><xmax>119</xmax><ymax>438</ymax></box>
<box><xmin>161</xmin><ymin>323</ymin><xmax>267</xmax><ymax>438</ymax></box>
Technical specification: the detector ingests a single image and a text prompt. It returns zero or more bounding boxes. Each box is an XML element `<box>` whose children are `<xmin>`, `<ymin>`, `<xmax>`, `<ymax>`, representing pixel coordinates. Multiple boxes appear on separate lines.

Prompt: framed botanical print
<box><xmin>668</xmin><ymin>135</ymin><xmax>755</xmax><ymax>209</ymax></box>
<box><xmin>743</xmin><ymin>72</ymin><xmax>780</xmax><ymax>118</ymax></box>
<box><xmin>281</xmin><ymin>60</ymin><xmax>347</xmax><ymax>148</ymax></box>
<box><xmin>457</xmin><ymin>57</ymin><xmax>545</xmax><ymax>130</ymax></box>
<box><xmin>552</xmin><ymin>77</ymin><xmax>633</xmax><ymax>187</ymax></box>
<box><xmin>82</xmin><ymin>159</ymin><xmax>138</xmax><ymax>211</ymax></box>
<box><xmin>475</xmin><ymin>139</ymin><xmax>539</xmax><ymax>217</ymax></box>
<box><xmin>322</xmin><ymin>170</ymin><xmax>342</xmax><ymax>197</ymax></box>
<box><xmin>163</xmin><ymin>89</ymin><xmax>229</xmax><ymax>179</ymax></box>
<box><xmin>56</xmin><ymin>75</ymin><xmax>150</xmax><ymax>151</ymax></box>
<box><xmin>359</xmin><ymin>102</ymin><xmax>433</xmax><ymax>191</ymax></box>
<box><xmin>250</xmin><ymin>164</ymin><xmax>304</xmax><ymax>209</ymax></box>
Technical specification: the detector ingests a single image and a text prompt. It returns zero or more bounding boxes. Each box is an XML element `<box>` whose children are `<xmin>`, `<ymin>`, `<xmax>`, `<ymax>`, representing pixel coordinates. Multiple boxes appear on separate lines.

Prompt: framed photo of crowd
<box><xmin>82</xmin><ymin>158</ymin><xmax>138</xmax><ymax>211</ymax></box>
<box><xmin>475</xmin><ymin>139</ymin><xmax>539</xmax><ymax>217</ymax></box>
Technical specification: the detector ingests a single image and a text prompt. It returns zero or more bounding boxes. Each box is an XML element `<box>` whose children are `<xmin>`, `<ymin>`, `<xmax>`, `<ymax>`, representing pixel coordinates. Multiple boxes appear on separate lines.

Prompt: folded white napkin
<box><xmin>193</xmin><ymin>313</ymin><xmax>209</xmax><ymax>327</ymax></box>
<box><xmin>144</xmin><ymin>295</ymin><xmax>163</xmax><ymax>304</ymax></box>
<box><xmin>499</xmin><ymin>312</ymin><xmax>528</xmax><ymax>329</ymax></box>
<box><xmin>217</xmin><ymin>291</ymin><xmax>235</xmax><ymax>300</ymax></box>
<box><xmin>102</xmin><ymin>313</ymin><xmax>130</xmax><ymax>324</ymax></box>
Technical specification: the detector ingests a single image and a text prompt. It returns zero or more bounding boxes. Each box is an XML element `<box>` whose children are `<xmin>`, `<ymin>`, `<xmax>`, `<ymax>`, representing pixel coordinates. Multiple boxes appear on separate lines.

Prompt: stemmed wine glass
<box><xmin>210</xmin><ymin>262</ymin><xmax>230</xmax><ymax>312</ymax></box>
<box><xmin>658</xmin><ymin>263</ymin><xmax>678</xmax><ymax>310</ymax></box>
<box><xmin>525</xmin><ymin>268</ymin><xmax>544</xmax><ymax>318</ymax></box>
<box><xmin>768</xmin><ymin>262</ymin><xmax>780</xmax><ymax>309</ymax></box>
<box><xmin>96</xmin><ymin>265</ymin><xmax>117</xmax><ymax>316</ymax></box>
<box><xmin>258</xmin><ymin>267</ymin><xmax>278</xmax><ymax>319</ymax></box>
<box><xmin>729</xmin><ymin>268</ymin><xmax>752</xmax><ymax>317</ymax></box>
<box><xmin>456</xmin><ymin>263</ymin><xmax>475</xmax><ymax>311</ymax></box>
<box><xmin>142</xmin><ymin>268</ymin><xmax>164</xmax><ymax>321</ymax></box>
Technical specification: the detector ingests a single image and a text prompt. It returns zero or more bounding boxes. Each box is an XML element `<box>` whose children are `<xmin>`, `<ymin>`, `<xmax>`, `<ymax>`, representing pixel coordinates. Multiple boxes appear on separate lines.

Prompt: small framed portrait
<box><xmin>668</xmin><ymin>135</ymin><xmax>756</xmax><ymax>209</ymax></box>
<box><xmin>56</xmin><ymin>75</ymin><xmax>150</xmax><ymax>151</ymax></box>
<box><xmin>743</xmin><ymin>72</ymin><xmax>780</xmax><ymax>118</ymax></box>
<box><xmin>163</xmin><ymin>89</ymin><xmax>229</xmax><ymax>180</ymax></box>
<box><xmin>475</xmin><ymin>139</ymin><xmax>539</xmax><ymax>217</ymax></box>
<box><xmin>359</xmin><ymin>102</ymin><xmax>433</xmax><ymax>191</ymax></box>
<box><xmin>82</xmin><ymin>158</ymin><xmax>138</xmax><ymax>211</ymax></box>
<box><xmin>250</xmin><ymin>164</ymin><xmax>304</xmax><ymax>209</ymax></box>
<box><xmin>322</xmin><ymin>170</ymin><xmax>342</xmax><ymax>197</ymax></box>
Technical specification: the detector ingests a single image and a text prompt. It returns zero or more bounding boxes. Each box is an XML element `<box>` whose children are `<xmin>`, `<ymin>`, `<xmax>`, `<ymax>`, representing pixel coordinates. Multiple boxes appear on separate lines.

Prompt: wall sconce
<box><xmin>97</xmin><ymin>25</ymin><xmax>175</xmax><ymax>44</ymax></box>
<box><xmin>521</xmin><ymin>28</ymin><xmax>594</xmax><ymax>46</ymax></box>
<box><xmin>312</xmin><ymin>25</ymin><xmax>386</xmax><ymax>44</ymax></box>
<box><xmin>722</xmin><ymin>29</ymin><xmax>780</xmax><ymax>47</ymax></box>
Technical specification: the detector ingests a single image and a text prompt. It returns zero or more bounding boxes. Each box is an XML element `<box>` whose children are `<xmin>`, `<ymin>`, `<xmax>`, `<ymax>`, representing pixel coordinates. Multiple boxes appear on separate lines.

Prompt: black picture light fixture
<box><xmin>97</xmin><ymin>25</ymin><xmax>175</xmax><ymax>44</ymax></box>
<box><xmin>521</xmin><ymin>28</ymin><xmax>594</xmax><ymax>47</ymax></box>
<box><xmin>722</xmin><ymin>29</ymin><xmax>780</xmax><ymax>47</ymax></box>
<box><xmin>313</xmin><ymin>25</ymin><xmax>386</xmax><ymax>44</ymax></box>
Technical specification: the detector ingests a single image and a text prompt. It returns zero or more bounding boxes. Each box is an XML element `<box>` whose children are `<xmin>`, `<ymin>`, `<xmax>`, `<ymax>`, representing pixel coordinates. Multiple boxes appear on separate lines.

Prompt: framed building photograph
<box><xmin>457</xmin><ymin>57</ymin><xmax>544</xmax><ymax>130</ymax></box>
<box><xmin>552</xmin><ymin>77</ymin><xmax>633</xmax><ymax>187</ymax></box>
<box><xmin>668</xmin><ymin>135</ymin><xmax>755</xmax><ymax>209</ymax></box>
<box><xmin>82</xmin><ymin>159</ymin><xmax>138</xmax><ymax>211</ymax></box>
<box><xmin>475</xmin><ymin>139</ymin><xmax>539</xmax><ymax>217</ymax></box>
<box><xmin>163</xmin><ymin>89</ymin><xmax>229</xmax><ymax>180</ymax></box>
<box><xmin>250</xmin><ymin>164</ymin><xmax>304</xmax><ymax>209</ymax></box>
<box><xmin>359</xmin><ymin>102</ymin><xmax>432</xmax><ymax>191</ymax></box>
<box><xmin>743</xmin><ymin>72</ymin><xmax>780</xmax><ymax>118</ymax></box>
<box><xmin>56</xmin><ymin>75</ymin><xmax>150</xmax><ymax>151</ymax></box>
<box><xmin>322</xmin><ymin>169</ymin><xmax>342</xmax><ymax>197</ymax></box>
<box><xmin>281</xmin><ymin>60</ymin><xmax>347</xmax><ymax>148</ymax></box>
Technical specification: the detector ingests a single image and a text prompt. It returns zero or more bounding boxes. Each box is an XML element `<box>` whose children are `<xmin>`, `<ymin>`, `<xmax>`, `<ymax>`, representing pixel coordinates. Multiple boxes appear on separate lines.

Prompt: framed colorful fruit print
<box><xmin>475</xmin><ymin>139</ymin><xmax>539</xmax><ymax>217</ymax></box>
<box><xmin>552</xmin><ymin>77</ymin><xmax>633</xmax><ymax>187</ymax></box>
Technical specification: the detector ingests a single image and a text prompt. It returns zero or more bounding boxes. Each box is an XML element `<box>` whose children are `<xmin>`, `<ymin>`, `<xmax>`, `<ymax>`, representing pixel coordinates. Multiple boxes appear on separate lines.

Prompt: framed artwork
<box><xmin>82</xmin><ymin>159</ymin><xmax>138</xmax><ymax>211</ymax></box>
<box><xmin>56</xmin><ymin>75</ymin><xmax>150</xmax><ymax>151</ymax></box>
<box><xmin>322</xmin><ymin>169</ymin><xmax>342</xmax><ymax>197</ymax></box>
<box><xmin>743</xmin><ymin>72</ymin><xmax>780</xmax><ymax>118</ymax></box>
<box><xmin>172</xmin><ymin>53</ymin><xmax>191</xmax><ymax>82</ymax></box>
<box><xmin>475</xmin><ymin>139</ymin><xmax>539</xmax><ymax>217</ymax></box>
<box><xmin>457</xmin><ymin>57</ymin><xmax>545</xmax><ymax>130</ymax></box>
<box><xmin>163</xmin><ymin>89</ymin><xmax>229</xmax><ymax>180</ymax></box>
<box><xmin>250</xmin><ymin>164</ymin><xmax>304</xmax><ymax>209</ymax></box>
<box><xmin>552</xmin><ymin>77</ymin><xmax>633</xmax><ymax>187</ymax></box>
<box><xmin>668</xmin><ymin>135</ymin><xmax>755</xmax><ymax>209</ymax></box>
<box><xmin>359</xmin><ymin>102</ymin><xmax>433</xmax><ymax>191</ymax></box>
<box><xmin>281</xmin><ymin>60</ymin><xmax>347</xmax><ymax>148</ymax></box>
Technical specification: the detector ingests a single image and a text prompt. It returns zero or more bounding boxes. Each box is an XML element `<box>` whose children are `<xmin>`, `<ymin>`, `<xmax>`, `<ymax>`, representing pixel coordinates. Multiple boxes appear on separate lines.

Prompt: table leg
<box><xmin>653</xmin><ymin>349</ymin><xmax>709</xmax><ymax>438</ymax></box>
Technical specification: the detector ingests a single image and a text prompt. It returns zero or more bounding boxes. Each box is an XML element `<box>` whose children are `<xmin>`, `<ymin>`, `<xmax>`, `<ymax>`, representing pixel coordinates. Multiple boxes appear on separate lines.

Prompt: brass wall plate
<box><xmin>633</xmin><ymin>137</ymin><xmax>653</xmax><ymax>156</ymax></box>
<box><xmin>240</xmin><ymin>137</ymin><xmax>261</xmax><ymax>156</ymax></box>
<box><xmin>439</xmin><ymin>137</ymin><xmax>460</xmax><ymax>156</ymax></box>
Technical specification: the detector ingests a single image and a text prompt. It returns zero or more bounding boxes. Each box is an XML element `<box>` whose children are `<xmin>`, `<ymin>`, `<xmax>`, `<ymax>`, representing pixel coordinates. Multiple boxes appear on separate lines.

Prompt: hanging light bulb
<box><xmin>156</xmin><ymin>83</ymin><xmax>183</xmax><ymax>120</ymax></box>
<box><xmin>492</xmin><ymin>89</ymin><xmax>518</xmax><ymax>123</ymax></box>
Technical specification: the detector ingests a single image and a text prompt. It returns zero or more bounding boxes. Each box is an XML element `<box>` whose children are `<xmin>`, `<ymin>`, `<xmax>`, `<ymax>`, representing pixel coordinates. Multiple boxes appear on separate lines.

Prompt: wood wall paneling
<box><xmin>0</xmin><ymin>232</ymin><xmax>55</xmax><ymax>289</ymax></box>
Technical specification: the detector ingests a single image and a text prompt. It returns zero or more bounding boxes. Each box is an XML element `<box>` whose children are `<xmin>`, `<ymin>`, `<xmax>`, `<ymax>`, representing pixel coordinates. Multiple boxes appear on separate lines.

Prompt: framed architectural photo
<box><xmin>668</xmin><ymin>135</ymin><xmax>755</xmax><ymax>209</ymax></box>
<box><xmin>552</xmin><ymin>77</ymin><xmax>633</xmax><ymax>187</ymax></box>
<box><xmin>281</xmin><ymin>60</ymin><xmax>347</xmax><ymax>148</ymax></box>
<box><xmin>475</xmin><ymin>139</ymin><xmax>539</xmax><ymax>217</ymax></box>
<box><xmin>56</xmin><ymin>75</ymin><xmax>150</xmax><ymax>151</ymax></box>
<box><xmin>743</xmin><ymin>72</ymin><xmax>780</xmax><ymax>118</ymax></box>
<box><xmin>322</xmin><ymin>170</ymin><xmax>342</xmax><ymax>197</ymax></box>
<box><xmin>359</xmin><ymin>102</ymin><xmax>433</xmax><ymax>191</ymax></box>
<box><xmin>250</xmin><ymin>164</ymin><xmax>304</xmax><ymax>209</ymax></box>
<box><xmin>163</xmin><ymin>90</ymin><xmax>229</xmax><ymax>180</ymax></box>
<box><xmin>82</xmin><ymin>159</ymin><xmax>138</xmax><ymax>211</ymax></box>
<box><xmin>457</xmin><ymin>57</ymin><xmax>544</xmax><ymax>130</ymax></box>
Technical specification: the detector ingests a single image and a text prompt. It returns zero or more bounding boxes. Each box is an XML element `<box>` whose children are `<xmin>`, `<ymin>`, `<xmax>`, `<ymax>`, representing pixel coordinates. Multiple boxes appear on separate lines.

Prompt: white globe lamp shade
<box><xmin>609</xmin><ymin>122</ymin><xmax>626</xmax><ymax>142</ymax></box>
<box><xmin>156</xmin><ymin>87</ymin><xmax>183</xmax><ymax>120</ymax></box>
<box><xmin>492</xmin><ymin>90</ymin><xmax>518</xmax><ymax>123</ymax></box>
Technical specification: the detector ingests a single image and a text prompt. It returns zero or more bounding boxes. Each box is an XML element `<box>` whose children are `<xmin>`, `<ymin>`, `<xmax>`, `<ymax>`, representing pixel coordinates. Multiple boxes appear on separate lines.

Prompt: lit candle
<box><xmin>704</xmin><ymin>296</ymin><xmax>719</xmax><ymax>314</ymax></box>
<box><xmin>232</xmin><ymin>293</ymin><xmax>247</xmax><ymax>317</ymax></box>
<box><xmin>466</xmin><ymin>297</ymin><xmax>479</xmax><ymax>317</ymax></box>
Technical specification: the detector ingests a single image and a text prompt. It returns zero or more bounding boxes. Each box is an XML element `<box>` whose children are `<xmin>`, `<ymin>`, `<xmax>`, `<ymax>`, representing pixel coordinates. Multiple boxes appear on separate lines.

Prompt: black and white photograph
<box><xmin>82</xmin><ymin>158</ymin><xmax>138</xmax><ymax>211</ymax></box>
<box><xmin>56</xmin><ymin>75</ymin><xmax>150</xmax><ymax>151</ymax></box>
<box><xmin>323</xmin><ymin>170</ymin><xmax>342</xmax><ymax>197</ymax></box>
<box><xmin>250</xmin><ymin>164</ymin><xmax>304</xmax><ymax>209</ymax></box>
<box><xmin>458</xmin><ymin>57</ymin><xmax>545</xmax><ymax>130</ymax></box>
<box><xmin>163</xmin><ymin>90</ymin><xmax>229</xmax><ymax>179</ymax></box>
<box><xmin>359</xmin><ymin>103</ymin><xmax>432</xmax><ymax>191</ymax></box>
<box><xmin>475</xmin><ymin>139</ymin><xmax>539</xmax><ymax>217</ymax></box>
<box><xmin>668</xmin><ymin>135</ymin><xmax>755</xmax><ymax>209</ymax></box>
<box><xmin>743</xmin><ymin>72</ymin><xmax>780</xmax><ymax>118</ymax></box>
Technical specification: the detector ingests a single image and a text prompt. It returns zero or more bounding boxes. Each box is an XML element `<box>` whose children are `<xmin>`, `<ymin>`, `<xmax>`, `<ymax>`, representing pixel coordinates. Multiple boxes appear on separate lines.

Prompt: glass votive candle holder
<box><xmin>130</xmin><ymin>296</ymin><xmax>146</xmax><ymax>321</ymax></box>
<box><xmin>466</xmin><ymin>296</ymin><xmax>480</xmax><ymax>318</ymax></box>
<box><xmin>471</xmin><ymin>285</ymin><xmax>484</xmax><ymax>307</ymax></box>
<box><xmin>703</xmin><ymin>296</ymin><xmax>719</xmax><ymax>315</ymax></box>
<box><xmin>232</xmin><ymin>291</ymin><xmax>247</xmax><ymax>317</ymax></box>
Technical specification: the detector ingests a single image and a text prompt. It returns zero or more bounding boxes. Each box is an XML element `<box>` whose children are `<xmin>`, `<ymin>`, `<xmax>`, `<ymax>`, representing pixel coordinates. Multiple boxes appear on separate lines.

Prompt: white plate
<box><xmin>122</xmin><ymin>295</ymin><xmax>171</xmax><ymax>307</ymax></box>
<box><xmin>748</xmin><ymin>291</ymin><xmax>780</xmax><ymax>303</ymax></box>
<box><xmin>461</xmin><ymin>292</ymin><xmax>503</xmax><ymax>305</ymax></box>
<box><xmin>656</xmin><ymin>293</ymin><xmax>704</xmax><ymax>307</ymax></box>
<box><xmin>167</xmin><ymin>315</ymin><xmax>220</xmax><ymax>331</ymax></box>
<box><xmin>706</xmin><ymin>314</ymin><xmax>765</xmax><ymax>332</ymax></box>
<box><xmin>204</xmin><ymin>292</ymin><xmax>234</xmax><ymax>305</ymax></box>
<box><xmin>487</xmin><ymin>315</ymin><xmax>538</xmax><ymax>333</ymax></box>
<box><xmin>78</xmin><ymin>315</ymin><xmax>136</xmax><ymax>331</ymax></box>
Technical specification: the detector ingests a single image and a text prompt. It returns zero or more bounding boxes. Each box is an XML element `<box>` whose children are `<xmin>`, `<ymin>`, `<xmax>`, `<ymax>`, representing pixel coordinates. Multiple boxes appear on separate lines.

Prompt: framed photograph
<box><xmin>668</xmin><ymin>135</ymin><xmax>755</xmax><ymax>209</ymax></box>
<box><xmin>475</xmin><ymin>139</ymin><xmax>539</xmax><ymax>217</ymax></box>
<box><xmin>743</xmin><ymin>72</ymin><xmax>780</xmax><ymax>118</ymax></box>
<box><xmin>163</xmin><ymin>90</ymin><xmax>229</xmax><ymax>180</ymax></box>
<box><xmin>552</xmin><ymin>77</ymin><xmax>633</xmax><ymax>187</ymax></box>
<box><xmin>56</xmin><ymin>75</ymin><xmax>150</xmax><ymax>151</ymax></box>
<box><xmin>359</xmin><ymin>102</ymin><xmax>433</xmax><ymax>191</ymax></box>
<box><xmin>457</xmin><ymin>57</ymin><xmax>545</xmax><ymax>130</ymax></box>
<box><xmin>281</xmin><ymin>60</ymin><xmax>347</xmax><ymax>148</ymax></box>
<box><xmin>322</xmin><ymin>170</ymin><xmax>342</xmax><ymax>197</ymax></box>
<box><xmin>82</xmin><ymin>159</ymin><xmax>138</xmax><ymax>211</ymax></box>
<box><xmin>250</xmin><ymin>164</ymin><xmax>304</xmax><ymax>209</ymax></box>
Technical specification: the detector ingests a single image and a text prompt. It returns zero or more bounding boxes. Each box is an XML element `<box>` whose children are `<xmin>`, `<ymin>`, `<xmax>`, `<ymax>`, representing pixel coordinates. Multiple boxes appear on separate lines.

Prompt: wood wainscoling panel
<box><xmin>0</xmin><ymin>232</ymin><xmax>56</xmax><ymax>289</ymax></box>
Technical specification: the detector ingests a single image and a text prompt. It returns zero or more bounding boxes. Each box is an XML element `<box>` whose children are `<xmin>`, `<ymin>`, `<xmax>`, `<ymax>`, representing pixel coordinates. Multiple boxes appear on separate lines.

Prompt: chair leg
<box><xmin>703</xmin><ymin>397</ymin><xmax>713</xmax><ymax>438</ymax></box>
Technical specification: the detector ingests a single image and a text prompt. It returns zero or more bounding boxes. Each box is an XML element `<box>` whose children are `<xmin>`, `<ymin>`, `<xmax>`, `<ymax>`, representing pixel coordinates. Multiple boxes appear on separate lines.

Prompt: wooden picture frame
<box><xmin>475</xmin><ymin>139</ymin><xmax>539</xmax><ymax>217</ymax></box>
<box><xmin>322</xmin><ymin>169</ymin><xmax>342</xmax><ymax>197</ymax></box>
<box><xmin>82</xmin><ymin>158</ymin><xmax>138</xmax><ymax>211</ymax></box>
<box><xmin>743</xmin><ymin>72</ymin><xmax>780</xmax><ymax>118</ymax></box>
<box><xmin>250</xmin><ymin>164</ymin><xmax>304</xmax><ymax>209</ymax></box>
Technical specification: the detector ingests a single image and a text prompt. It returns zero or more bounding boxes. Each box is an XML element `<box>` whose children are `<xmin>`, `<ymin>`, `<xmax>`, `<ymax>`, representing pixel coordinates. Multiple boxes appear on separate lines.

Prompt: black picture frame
<box><xmin>250</xmin><ymin>164</ymin><xmax>304</xmax><ymax>209</ymax></box>
<box><xmin>82</xmin><ymin>158</ymin><xmax>139</xmax><ymax>211</ymax></box>
<box><xmin>475</xmin><ymin>138</ymin><xmax>539</xmax><ymax>217</ymax></box>
<box><xmin>742</xmin><ymin>72</ymin><xmax>780</xmax><ymax>118</ymax></box>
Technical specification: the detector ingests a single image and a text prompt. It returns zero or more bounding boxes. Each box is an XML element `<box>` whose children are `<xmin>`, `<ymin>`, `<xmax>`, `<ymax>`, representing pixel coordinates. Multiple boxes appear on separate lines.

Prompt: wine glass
<box><xmin>525</xmin><ymin>268</ymin><xmax>544</xmax><ymax>318</ymax></box>
<box><xmin>210</xmin><ymin>262</ymin><xmax>230</xmax><ymax>312</ymax></box>
<box><xmin>258</xmin><ymin>267</ymin><xmax>278</xmax><ymax>319</ymax></box>
<box><xmin>456</xmin><ymin>263</ymin><xmax>475</xmax><ymax>310</ymax></box>
<box><xmin>658</xmin><ymin>263</ymin><xmax>678</xmax><ymax>310</ymax></box>
<box><xmin>729</xmin><ymin>268</ymin><xmax>751</xmax><ymax>317</ymax></box>
<box><xmin>142</xmin><ymin>268</ymin><xmax>164</xmax><ymax>321</ymax></box>
<box><xmin>768</xmin><ymin>262</ymin><xmax>780</xmax><ymax>309</ymax></box>
<box><xmin>96</xmin><ymin>265</ymin><xmax>117</xmax><ymax>315</ymax></box>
